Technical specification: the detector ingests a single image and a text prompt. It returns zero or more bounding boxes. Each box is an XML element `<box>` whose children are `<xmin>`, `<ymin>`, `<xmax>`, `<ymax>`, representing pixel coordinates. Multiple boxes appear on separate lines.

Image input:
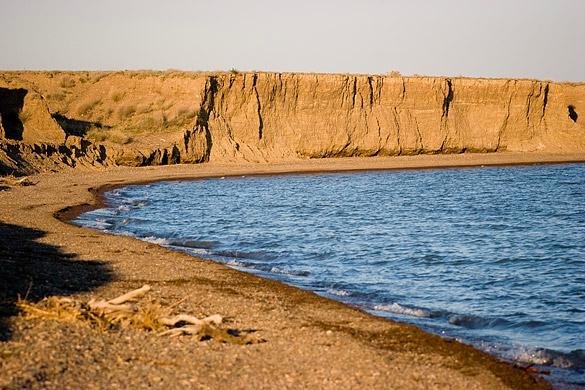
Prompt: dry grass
<box><xmin>18</xmin><ymin>296</ymin><xmax>166</xmax><ymax>332</ymax></box>
<box><xmin>110</xmin><ymin>91</ymin><xmax>124</xmax><ymax>103</ymax></box>
<box><xmin>0</xmin><ymin>175</ymin><xmax>36</xmax><ymax>186</ymax></box>
<box><xmin>16</xmin><ymin>285</ymin><xmax>263</xmax><ymax>344</ymax></box>
<box><xmin>164</xmin><ymin>107</ymin><xmax>196</xmax><ymax>129</ymax></box>
<box><xmin>77</xmin><ymin>98</ymin><xmax>101</xmax><ymax>116</ymax></box>
<box><xmin>118</xmin><ymin>105</ymin><xmax>136</xmax><ymax>119</ymax></box>
<box><xmin>46</xmin><ymin>91</ymin><xmax>66</xmax><ymax>102</ymax></box>
<box><xmin>59</xmin><ymin>77</ymin><xmax>76</xmax><ymax>88</ymax></box>
<box><xmin>86</xmin><ymin>127</ymin><xmax>133</xmax><ymax>145</ymax></box>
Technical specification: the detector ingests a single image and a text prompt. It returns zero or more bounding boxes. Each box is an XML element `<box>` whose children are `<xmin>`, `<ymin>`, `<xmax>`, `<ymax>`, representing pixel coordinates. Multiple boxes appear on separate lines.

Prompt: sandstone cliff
<box><xmin>0</xmin><ymin>71</ymin><xmax>583</xmax><ymax>175</ymax></box>
<box><xmin>189</xmin><ymin>73</ymin><xmax>584</xmax><ymax>163</ymax></box>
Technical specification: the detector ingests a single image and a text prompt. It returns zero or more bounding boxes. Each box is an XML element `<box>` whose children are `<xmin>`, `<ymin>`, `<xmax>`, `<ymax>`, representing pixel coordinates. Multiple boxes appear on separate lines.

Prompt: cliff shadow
<box><xmin>52</xmin><ymin>113</ymin><xmax>110</xmax><ymax>137</ymax></box>
<box><xmin>0</xmin><ymin>87</ymin><xmax>27</xmax><ymax>141</ymax></box>
<box><xmin>0</xmin><ymin>143</ymin><xmax>32</xmax><ymax>177</ymax></box>
<box><xmin>0</xmin><ymin>222</ymin><xmax>113</xmax><ymax>340</ymax></box>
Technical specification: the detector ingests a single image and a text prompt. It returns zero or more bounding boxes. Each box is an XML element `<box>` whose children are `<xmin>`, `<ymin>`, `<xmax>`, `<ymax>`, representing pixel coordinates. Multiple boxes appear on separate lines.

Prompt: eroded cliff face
<box><xmin>0</xmin><ymin>71</ymin><xmax>583</xmax><ymax>175</ymax></box>
<box><xmin>192</xmin><ymin>74</ymin><xmax>585</xmax><ymax>163</ymax></box>
<box><xmin>0</xmin><ymin>77</ymin><xmax>65</xmax><ymax>145</ymax></box>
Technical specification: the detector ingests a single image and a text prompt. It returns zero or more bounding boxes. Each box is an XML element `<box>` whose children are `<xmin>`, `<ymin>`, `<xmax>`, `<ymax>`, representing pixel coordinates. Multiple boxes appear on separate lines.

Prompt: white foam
<box><xmin>182</xmin><ymin>247</ymin><xmax>209</xmax><ymax>256</ymax></box>
<box><xmin>373</xmin><ymin>303</ymin><xmax>430</xmax><ymax>318</ymax></box>
<box><xmin>326</xmin><ymin>289</ymin><xmax>352</xmax><ymax>297</ymax></box>
<box><xmin>269</xmin><ymin>266</ymin><xmax>309</xmax><ymax>276</ymax></box>
<box><xmin>84</xmin><ymin>220</ymin><xmax>111</xmax><ymax>230</ymax></box>
<box><xmin>226</xmin><ymin>259</ymin><xmax>245</xmax><ymax>267</ymax></box>
<box><xmin>141</xmin><ymin>236</ymin><xmax>170</xmax><ymax>245</ymax></box>
<box><xmin>514</xmin><ymin>349</ymin><xmax>552</xmax><ymax>366</ymax></box>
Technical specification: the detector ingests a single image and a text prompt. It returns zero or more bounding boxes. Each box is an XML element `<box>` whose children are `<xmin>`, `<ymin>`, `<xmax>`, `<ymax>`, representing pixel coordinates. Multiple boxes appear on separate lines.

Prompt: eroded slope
<box><xmin>1</xmin><ymin>71</ymin><xmax>583</xmax><ymax>175</ymax></box>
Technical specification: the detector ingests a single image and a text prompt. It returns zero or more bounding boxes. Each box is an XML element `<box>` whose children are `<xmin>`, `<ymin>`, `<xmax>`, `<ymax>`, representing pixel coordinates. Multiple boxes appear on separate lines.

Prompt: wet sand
<box><xmin>3</xmin><ymin>152</ymin><xmax>582</xmax><ymax>388</ymax></box>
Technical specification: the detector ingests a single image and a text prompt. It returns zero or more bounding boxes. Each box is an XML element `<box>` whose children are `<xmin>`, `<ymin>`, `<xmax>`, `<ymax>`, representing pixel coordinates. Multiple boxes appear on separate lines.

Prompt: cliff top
<box><xmin>2</xmin><ymin>69</ymin><xmax>583</xmax><ymax>86</ymax></box>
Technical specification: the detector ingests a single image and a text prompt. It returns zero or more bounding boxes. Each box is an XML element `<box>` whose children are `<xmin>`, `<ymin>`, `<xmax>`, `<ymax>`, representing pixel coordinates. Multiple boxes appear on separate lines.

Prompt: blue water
<box><xmin>75</xmin><ymin>163</ymin><xmax>585</xmax><ymax>386</ymax></box>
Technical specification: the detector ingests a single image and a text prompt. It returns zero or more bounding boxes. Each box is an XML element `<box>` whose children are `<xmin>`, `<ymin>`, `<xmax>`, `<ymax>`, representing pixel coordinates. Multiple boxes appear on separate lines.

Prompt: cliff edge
<box><xmin>1</xmin><ymin>71</ymin><xmax>583</xmax><ymax>175</ymax></box>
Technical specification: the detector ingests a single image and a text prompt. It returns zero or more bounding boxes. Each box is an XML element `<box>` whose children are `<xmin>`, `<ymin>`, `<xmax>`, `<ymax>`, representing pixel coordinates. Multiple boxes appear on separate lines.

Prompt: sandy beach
<box><xmin>2</xmin><ymin>152</ymin><xmax>583</xmax><ymax>389</ymax></box>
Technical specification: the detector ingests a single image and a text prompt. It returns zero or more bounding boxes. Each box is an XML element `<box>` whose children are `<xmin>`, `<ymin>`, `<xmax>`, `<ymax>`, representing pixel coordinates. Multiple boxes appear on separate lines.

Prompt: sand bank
<box><xmin>3</xmin><ymin>152</ymin><xmax>580</xmax><ymax>388</ymax></box>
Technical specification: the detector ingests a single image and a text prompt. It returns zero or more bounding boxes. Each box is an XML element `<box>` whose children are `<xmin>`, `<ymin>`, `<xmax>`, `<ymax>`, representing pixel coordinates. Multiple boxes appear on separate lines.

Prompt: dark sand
<box><xmin>3</xmin><ymin>152</ymin><xmax>582</xmax><ymax>389</ymax></box>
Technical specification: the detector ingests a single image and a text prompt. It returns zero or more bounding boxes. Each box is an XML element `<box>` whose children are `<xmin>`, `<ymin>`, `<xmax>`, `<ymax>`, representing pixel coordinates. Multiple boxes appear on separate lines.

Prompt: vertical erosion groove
<box><xmin>439</xmin><ymin>79</ymin><xmax>454</xmax><ymax>152</ymax></box>
<box><xmin>185</xmin><ymin>76</ymin><xmax>217</xmax><ymax>162</ymax></box>
<box><xmin>351</xmin><ymin>77</ymin><xmax>357</xmax><ymax>109</ymax></box>
<box><xmin>442</xmin><ymin>79</ymin><xmax>453</xmax><ymax>118</ymax></box>
<box><xmin>367</xmin><ymin>76</ymin><xmax>374</xmax><ymax>107</ymax></box>
<box><xmin>542</xmin><ymin>83</ymin><xmax>549</xmax><ymax>120</ymax></box>
<box><xmin>252</xmin><ymin>73</ymin><xmax>264</xmax><ymax>140</ymax></box>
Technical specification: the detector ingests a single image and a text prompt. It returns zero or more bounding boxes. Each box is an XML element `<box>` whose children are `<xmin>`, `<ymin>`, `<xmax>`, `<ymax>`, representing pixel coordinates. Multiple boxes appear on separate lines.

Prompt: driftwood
<box><xmin>160</xmin><ymin>313</ymin><xmax>223</xmax><ymax>327</ymax></box>
<box><xmin>108</xmin><ymin>284</ymin><xmax>151</xmax><ymax>305</ymax></box>
<box><xmin>0</xmin><ymin>176</ymin><xmax>37</xmax><ymax>187</ymax></box>
<box><xmin>159</xmin><ymin>324</ymin><xmax>204</xmax><ymax>337</ymax></box>
<box><xmin>87</xmin><ymin>285</ymin><xmax>151</xmax><ymax>313</ymax></box>
<box><xmin>17</xmin><ymin>285</ymin><xmax>262</xmax><ymax>344</ymax></box>
<box><xmin>87</xmin><ymin>300</ymin><xmax>135</xmax><ymax>313</ymax></box>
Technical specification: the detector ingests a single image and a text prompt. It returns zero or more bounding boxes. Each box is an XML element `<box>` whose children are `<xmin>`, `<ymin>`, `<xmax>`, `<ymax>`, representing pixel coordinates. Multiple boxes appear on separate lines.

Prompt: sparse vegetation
<box><xmin>136</xmin><ymin>116</ymin><xmax>159</xmax><ymax>131</ymax></box>
<box><xmin>176</xmin><ymin>107</ymin><xmax>196</xmax><ymax>120</ymax></box>
<box><xmin>86</xmin><ymin>127</ymin><xmax>133</xmax><ymax>145</ymax></box>
<box><xmin>77</xmin><ymin>98</ymin><xmax>101</xmax><ymax>116</ymax></box>
<box><xmin>110</xmin><ymin>91</ymin><xmax>124</xmax><ymax>103</ymax></box>
<box><xmin>118</xmin><ymin>105</ymin><xmax>136</xmax><ymax>119</ymax></box>
<box><xmin>47</xmin><ymin>91</ymin><xmax>66</xmax><ymax>101</ymax></box>
<box><xmin>59</xmin><ymin>77</ymin><xmax>76</xmax><ymax>88</ymax></box>
<box><xmin>137</xmin><ymin>104</ymin><xmax>154</xmax><ymax>115</ymax></box>
<box><xmin>387</xmin><ymin>70</ymin><xmax>402</xmax><ymax>77</ymax></box>
<box><xmin>230</xmin><ymin>68</ymin><xmax>240</xmax><ymax>75</ymax></box>
<box><xmin>90</xmin><ymin>72</ymin><xmax>109</xmax><ymax>84</ymax></box>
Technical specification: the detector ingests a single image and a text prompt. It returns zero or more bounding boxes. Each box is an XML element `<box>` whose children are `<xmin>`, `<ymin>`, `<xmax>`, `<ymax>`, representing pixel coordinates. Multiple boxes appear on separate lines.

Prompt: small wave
<box><xmin>169</xmin><ymin>239</ymin><xmax>218</xmax><ymax>250</ymax></box>
<box><xmin>513</xmin><ymin>347</ymin><xmax>585</xmax><ymax>369</ymax></box>
<box><xmin>326</xmin><ymin>289</ymin><xmax>352</xmax><ymax>297</ymax></box>
<box><xmin>141</xmin><ymin>236</ymin><xmax>170</xmax><ymax>245</ymax></box>
<box><xmin>269</xmin><ymin>266</ymin><xmax>310</xmax><ymax>277</ymax></box>
<box><xmin>118</xmin><ymin>199</ymin><xmax>149</xmax><ymax>209</ymax></box>
<box><xmin>81</xmin><ymin>219</ymin><xmax>112</xmax><ymax>230</ymax></box>
<box><xmin>226</xmin><ymin>259</ymin><xmax>248</xmax><ymax>267</ymax></box>
<box><xmin>374</xmin><ymin>303</ymin><xmax>431</xmax><ymax>318</ymax></box>
<box><xmin>214</xmin><ymin>249</ymin><xmax>276</xmax><ymax>261</ymax></box>
<box><xmin>448</xmin><ymin>314</ymin><xmax>511</xmax><ymax>329</ymax></box>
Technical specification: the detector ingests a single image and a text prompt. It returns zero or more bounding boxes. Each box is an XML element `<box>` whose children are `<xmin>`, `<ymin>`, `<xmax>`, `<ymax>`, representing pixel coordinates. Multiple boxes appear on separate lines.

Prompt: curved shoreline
<box><xmin>3</xmin><ymin>152</ymin><xmax>582</xmax><ymax>388</ymax></box>
<box><xmin>56</xmin><ymin>152</ymin><xmax>585</xmax><ymax>222</ymax></box>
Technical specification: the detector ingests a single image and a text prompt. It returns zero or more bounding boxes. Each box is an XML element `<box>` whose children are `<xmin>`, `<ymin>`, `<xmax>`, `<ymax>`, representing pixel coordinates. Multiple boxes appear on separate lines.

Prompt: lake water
<box><xmin>75</xmin><ymin>163</ymin><xmax>585</xmax><ymax>386</ymax></box>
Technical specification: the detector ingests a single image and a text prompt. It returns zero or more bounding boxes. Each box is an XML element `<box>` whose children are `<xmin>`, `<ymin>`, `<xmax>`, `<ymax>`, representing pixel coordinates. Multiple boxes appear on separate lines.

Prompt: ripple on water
<box><xmin>75</xmin><ymin>163</ymin><xmax>585</xmax><ymax>386</ymax></box>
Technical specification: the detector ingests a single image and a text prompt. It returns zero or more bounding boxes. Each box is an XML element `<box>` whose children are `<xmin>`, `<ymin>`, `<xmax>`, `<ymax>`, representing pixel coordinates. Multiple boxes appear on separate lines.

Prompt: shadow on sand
<box><xmin>0</xmin><ymin>222</ymin><xmax>113</xmax><ymax>340</ymax></box>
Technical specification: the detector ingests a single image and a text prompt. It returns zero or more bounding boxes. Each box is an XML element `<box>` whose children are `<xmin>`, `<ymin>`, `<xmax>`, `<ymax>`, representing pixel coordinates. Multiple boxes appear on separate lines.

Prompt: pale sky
<box><xmin>1</xmin><ymin>0</ymin><xmax>584</xmax><ymax>81</ymax></box>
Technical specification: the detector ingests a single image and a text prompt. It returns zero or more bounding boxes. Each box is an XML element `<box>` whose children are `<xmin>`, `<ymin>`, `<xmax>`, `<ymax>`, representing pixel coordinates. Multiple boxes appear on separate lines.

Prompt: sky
<box><xmin>1</xmin><ymin>0</ymin><xmax>584</xmax><ymax>81</ymax></box>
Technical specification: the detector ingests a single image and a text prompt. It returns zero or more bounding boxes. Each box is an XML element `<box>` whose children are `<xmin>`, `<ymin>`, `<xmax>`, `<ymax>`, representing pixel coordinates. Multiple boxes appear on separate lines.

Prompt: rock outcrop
<box><xmin>0</xmin><ymin>71</ymin><xmax>583</xmax><ymax>175</ymax></box>
<box><xmin>0</xmin><ymin>77</ymin><xmax>65</xmax><ymax>145</ymax></box>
